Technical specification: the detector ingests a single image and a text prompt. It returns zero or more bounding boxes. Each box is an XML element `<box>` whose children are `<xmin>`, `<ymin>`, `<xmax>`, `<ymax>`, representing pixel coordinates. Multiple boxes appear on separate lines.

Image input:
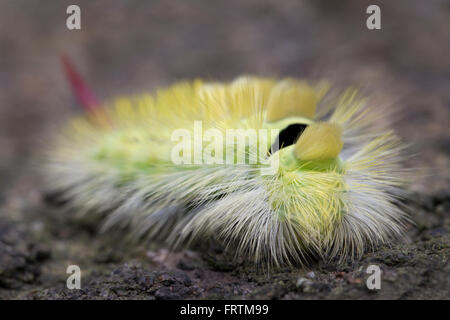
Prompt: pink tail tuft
<box><xmin>61</xmin><ymin>55</ymin><xmax>101</xmax><ymax>113</ymax></box>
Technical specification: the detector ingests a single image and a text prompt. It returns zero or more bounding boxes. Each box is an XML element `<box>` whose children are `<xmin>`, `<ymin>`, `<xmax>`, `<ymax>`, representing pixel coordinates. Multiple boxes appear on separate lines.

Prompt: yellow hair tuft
<box><xmin>294</xmin><ymin>122</ymin><xmax>343</xmax><ymax>160</ymax></box>
<box><xmin>266</xmin><ymin>80</ymin><xmax>318</xmax><ymax>121</ymax></box>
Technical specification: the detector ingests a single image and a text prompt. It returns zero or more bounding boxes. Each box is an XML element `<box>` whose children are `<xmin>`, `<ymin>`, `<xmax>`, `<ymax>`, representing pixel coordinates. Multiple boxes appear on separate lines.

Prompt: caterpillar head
<box><xmin>265</xmin><ymin>80</ymin><xmax>343</xmax><ymax>173</ymax></box>
<box><xmin>280</xmin><ymin>122</ymin><xmax>344</xmax><ymax>172</ymax></box>
<box><xmin>262</xmin><ymin>83</ymin><xmax>347</xmax><ymax>244</ymax></box>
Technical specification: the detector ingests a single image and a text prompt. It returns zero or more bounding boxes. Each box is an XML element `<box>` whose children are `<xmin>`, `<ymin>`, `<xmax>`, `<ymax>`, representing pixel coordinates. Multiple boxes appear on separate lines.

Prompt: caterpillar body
<box><xmin>45</xmin><ymin>59</ymin><xmax>410</xmax><ymax>268</ymax></box>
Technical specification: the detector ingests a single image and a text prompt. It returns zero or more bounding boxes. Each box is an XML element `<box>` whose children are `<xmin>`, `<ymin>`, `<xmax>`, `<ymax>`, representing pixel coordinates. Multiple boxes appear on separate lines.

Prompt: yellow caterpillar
<box><xmin>45</xmin><ymin>58</ymin><xmax>410</xmax><ymax>268</ymax></box>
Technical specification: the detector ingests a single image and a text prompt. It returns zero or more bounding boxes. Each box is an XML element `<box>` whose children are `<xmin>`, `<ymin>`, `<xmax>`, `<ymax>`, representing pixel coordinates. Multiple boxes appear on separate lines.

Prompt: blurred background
<box><xmin>0</xmin><ymin>0</ymin><xmax>448</xmax><ymax>299</ymax></box>
<box><xmin>0</xmin><ymin>0</ymin><xmax>449</xmax><ymax>194</ymax></box>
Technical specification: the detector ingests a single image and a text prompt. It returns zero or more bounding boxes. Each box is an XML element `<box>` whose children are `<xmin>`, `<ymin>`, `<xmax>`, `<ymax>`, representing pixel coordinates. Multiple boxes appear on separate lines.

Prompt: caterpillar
<box><xmin>44</xmin><ymin>57</ymin><xmax>410</xmax><ymax>268</ymax></box>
